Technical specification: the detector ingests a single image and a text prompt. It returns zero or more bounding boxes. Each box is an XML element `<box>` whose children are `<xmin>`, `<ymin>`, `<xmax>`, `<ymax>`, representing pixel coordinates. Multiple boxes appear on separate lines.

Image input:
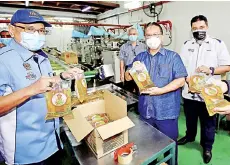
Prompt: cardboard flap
<box><xmin>96</xmin><ymin>116</ymin><xmax>135</xmax><ymax>140</ymax></box>
<box><xmin>64</xmin><ymin>108</ymin><xmax>94</xmax><ymax>142</ymax></box>
<box><xmin>104</xmin><ymin>90</ymin><xmax>127</xmax><ymax>121</ymax></box>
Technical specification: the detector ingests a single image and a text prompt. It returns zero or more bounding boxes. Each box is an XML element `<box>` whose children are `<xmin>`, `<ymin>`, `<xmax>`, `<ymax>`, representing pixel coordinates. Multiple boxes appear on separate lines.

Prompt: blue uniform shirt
<box><xmin>129</xmin><ymin>48</ymin><xmax>188</xmax><ymax>120</ymax></box>
<box><xmin>119</xmin><ymin>41</ymin><xmax>147</xmax><ymax>66</ymax></box>
<box><xmin>0</xmin><ymin>39</ymin><xmax>61</xmax><ymax>164</ymax></box>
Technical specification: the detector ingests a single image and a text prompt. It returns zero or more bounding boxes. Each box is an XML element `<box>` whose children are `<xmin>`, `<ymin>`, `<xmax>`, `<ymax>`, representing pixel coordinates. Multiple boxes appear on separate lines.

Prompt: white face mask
<box><xmin>146</xmin><ymin>36</ymin><xmax>161</xmax><ymax>49</ymax></box>
<box><xmin>20</xmin><ymin>32</ymin><xmax>45</xmax><ymax>51</ymax></box>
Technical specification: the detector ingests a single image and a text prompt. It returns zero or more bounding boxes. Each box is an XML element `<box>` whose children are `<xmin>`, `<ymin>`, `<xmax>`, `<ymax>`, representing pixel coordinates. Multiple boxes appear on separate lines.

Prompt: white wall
<box><xmin>98</xmin><ymin>1</ymin><xmax>230</xmax><ymax>53</ymax></box>
<box><xmin>45</xmin><ymin>26</ymin><xmax>73</xmax><ymax>52</ymax></box>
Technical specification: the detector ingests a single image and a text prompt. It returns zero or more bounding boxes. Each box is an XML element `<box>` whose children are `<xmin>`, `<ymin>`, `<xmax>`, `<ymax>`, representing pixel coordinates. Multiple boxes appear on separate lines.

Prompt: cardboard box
<box><xmin>61</xmin><ymin>51</ymin><xmax>78</xmax><ymax>64</ymax></box>
<box><xmin>64</xmin><ymin>90</ymin><xmax>135</xmax><ymax>158</ymax></box>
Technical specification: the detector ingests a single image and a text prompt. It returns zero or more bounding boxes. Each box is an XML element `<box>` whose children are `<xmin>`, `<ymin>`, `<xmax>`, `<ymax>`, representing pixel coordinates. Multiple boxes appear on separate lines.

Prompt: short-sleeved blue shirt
<box><xmin>129</xmin><ymin>48</ymin><xmax>188</xmax><ymax>120</ymax></box>
<box><xmin>119</xmin><ymin>41</ymin><xmax>147</xmax><ymax>66</ymax></box>
<box><xmin>0</xmin><ymin>39</ymin><xmax>61</xmax><ymax>164</ymax></box>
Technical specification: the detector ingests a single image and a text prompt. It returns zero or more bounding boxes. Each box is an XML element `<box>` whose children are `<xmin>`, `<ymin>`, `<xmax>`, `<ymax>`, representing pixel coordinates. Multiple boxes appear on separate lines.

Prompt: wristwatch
<box><xmin>60</xmin><ymin>72</ymin><xmax>66</xmax><ymax>80</ymax></box>
<box><xmin>209</xmin><ymin>67</ymin><xmax>215</xmax><ymax>76</ymax></box>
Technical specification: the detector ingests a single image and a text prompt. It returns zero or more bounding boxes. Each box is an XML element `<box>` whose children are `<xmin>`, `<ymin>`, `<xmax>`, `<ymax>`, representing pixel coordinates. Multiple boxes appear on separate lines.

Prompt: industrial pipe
<box><xmin>107</xmin><ymin>20</ymin><xmax>172</xmax><ymax>32</ymax></box>
<box><xmin>0</xmin><ymin>19</ymin><xmax>172</xmax><ymax>32</ymax></box>
<box><xmin>0</xmin><ymin>20</ymin><xmax>139</xmax><ymax>27</ymax></box>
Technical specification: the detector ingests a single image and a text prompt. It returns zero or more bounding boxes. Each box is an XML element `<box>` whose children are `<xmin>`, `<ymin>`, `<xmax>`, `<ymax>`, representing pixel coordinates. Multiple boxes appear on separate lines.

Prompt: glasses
<box><xmin>14</xmin><ymin>25</ymin><xmax>49</xmax><ymax>35</ymax></box>
<box><xmin>145</xmin><ymin>34</ymin><xmax>162</xmax><ymax>39</ymax></box>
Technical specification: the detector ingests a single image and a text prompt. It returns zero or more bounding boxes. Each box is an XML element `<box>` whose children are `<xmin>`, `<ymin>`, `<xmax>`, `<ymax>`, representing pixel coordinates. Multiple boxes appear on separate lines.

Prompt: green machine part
<box><xmin>84</xmin><ymin>70</ymin><xmax>98</xmax><ymax>81</ymax></box>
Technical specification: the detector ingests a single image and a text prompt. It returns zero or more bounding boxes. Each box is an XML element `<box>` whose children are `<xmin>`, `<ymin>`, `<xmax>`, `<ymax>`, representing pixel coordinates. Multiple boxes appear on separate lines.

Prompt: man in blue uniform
<box><xmin>125</xmin><ymin>22</ymin><xmax>187</xmax><ymax>165</ymax></box>
<box><xmin>0</xmin><ymin>9</ymin><xmax>82</xmax><ymax>165</ymax></box>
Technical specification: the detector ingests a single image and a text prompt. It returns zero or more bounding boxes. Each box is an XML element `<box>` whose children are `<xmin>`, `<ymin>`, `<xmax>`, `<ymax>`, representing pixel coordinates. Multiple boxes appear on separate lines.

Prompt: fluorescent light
<box><xmin>124</xmin><ymin>1</ymin><xmax>141</xmax><ymax>10</ymax></box>
<box><xmin>25</xmin><ymin>0</ymin><xmax>29</xmax><ymax>7</ymax></box>
<box><xmin>82</xmin><ymin>6</ymin><xmax>91</xmax><ymax>12</ymax></box>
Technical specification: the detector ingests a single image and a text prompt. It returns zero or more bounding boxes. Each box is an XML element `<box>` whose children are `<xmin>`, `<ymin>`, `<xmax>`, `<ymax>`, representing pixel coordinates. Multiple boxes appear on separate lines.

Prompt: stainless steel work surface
<box><xmin>66</xmin><ymin>112</ymin><xmax>175</xmax><ymax>165</ymax></box>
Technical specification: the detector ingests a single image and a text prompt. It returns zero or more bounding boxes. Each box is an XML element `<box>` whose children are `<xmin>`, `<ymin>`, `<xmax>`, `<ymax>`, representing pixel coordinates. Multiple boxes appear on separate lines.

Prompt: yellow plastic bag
<box><xmin>201</xmin><ymin>84</ymin><xmax>230</xmax><ymax>116</ymax></box>
<box><xmin>45</xmin><ymin>81</ymin><xmax>73</xmax><ymax>120</ymax></box>
<box><xmin>71</xmin><ymin>90</ymin><xmax>104</xmax><ymax>107</ymax></box>
<box><xmin>74</xmin><ymin>71</ymin><xmax>87</xmax><ymax>102</ymax></box>
<box><xmin>129</xmin><ymin>61</ymin><xmax>155</xmax><ymax>91</ymax></box>
<box><xmin>189</xmin><ymin>75</ymin><xmax>206</xmax><ymax>93</ymax></box>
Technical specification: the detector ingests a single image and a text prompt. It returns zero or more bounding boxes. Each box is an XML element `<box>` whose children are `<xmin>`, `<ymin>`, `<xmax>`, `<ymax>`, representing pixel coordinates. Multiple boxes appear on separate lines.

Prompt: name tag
<box><xmin>188</xmin><ymin>49</ymin><xmax>194</xmax><ymax>52</ymax></box>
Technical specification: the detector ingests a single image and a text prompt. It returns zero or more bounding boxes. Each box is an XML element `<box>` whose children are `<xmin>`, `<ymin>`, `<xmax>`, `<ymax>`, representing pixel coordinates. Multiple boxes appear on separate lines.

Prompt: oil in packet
<box><xmin>45</xmin><ymin>80</ymin><xmax>73</xmax><ymax>120</ymax></box>
<box><xmin>201</xmin><ymin>84</ymin><xmax>230</xmax><ymax>116</ymax></box>
<box><xmin>189</xmin><ymin>74</ymin><xmax>206</xmax><ymax>93</ymax></box>
<box><xmin>129</xmin><ymin>61</ymin><xmax>155</xmax><ymax>91</ymax></box>
<box><xmin>74</xmin><ymin>70</ymin><xmax>87</xmax><ymax>103</ymax></box>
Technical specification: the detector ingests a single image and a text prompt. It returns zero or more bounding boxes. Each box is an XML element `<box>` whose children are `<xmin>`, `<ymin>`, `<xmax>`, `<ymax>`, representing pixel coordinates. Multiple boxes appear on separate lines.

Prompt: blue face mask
<box><xmin>0</xmin><ymin>38</ymin><xmax>11</xmax><ymax>46</ymax></box>
<box><xmin>20</xmin><ymin>32</ymin><xmax>45</xmax><ymax>51</ymax></box>
<box><xmin>129</xmin><ymin>35</ymin><xmax>138</xmax><ymax>42</ymax></box>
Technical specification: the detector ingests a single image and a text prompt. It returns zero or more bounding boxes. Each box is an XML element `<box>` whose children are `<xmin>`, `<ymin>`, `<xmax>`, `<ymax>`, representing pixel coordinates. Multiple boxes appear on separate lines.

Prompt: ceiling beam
<box><xmin>71</xmin><ymin>1</ymin><xmax>119</xmax><ymax>9</ymax></box>
<box><xmin>0</xmin><ymin>6</ymin><xmax>97</xmax><ymax>19</ymax></box>
<box><xmin>0</xmin><ymin>3</ymin><xmax>100</xmax><ymax>15</ymax></box>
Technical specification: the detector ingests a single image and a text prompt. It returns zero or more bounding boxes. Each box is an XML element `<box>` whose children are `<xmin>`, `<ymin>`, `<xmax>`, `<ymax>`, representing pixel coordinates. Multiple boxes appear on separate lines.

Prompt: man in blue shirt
<box><xmin>125</xmin><ymin>22</ymin><xmax>188</xmax><ymax>164</ymax></box>
<box><xmin>0</xmin><ymin>9</ymin><xmax>82</xmax><ymax>165</ymax></box>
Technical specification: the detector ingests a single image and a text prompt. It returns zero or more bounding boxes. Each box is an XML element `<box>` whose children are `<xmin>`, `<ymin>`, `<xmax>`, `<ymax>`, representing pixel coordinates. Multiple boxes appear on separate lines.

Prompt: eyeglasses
<box><xmin>145</xmin><ymin>34</ymin><xmax>162</xmax><ymax>39</ymax></box>
<box><xmin>14</xmin><ymin>25</ymin><xmax>49</xmax><ymax>35</ymax></box>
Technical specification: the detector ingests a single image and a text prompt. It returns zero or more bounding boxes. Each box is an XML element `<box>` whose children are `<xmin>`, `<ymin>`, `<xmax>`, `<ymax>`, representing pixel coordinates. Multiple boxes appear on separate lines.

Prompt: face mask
<box><xmin>0</xmin><ymin>38</ymin><xmax>11</xmax><ymax>46</ymax></box>
<box><xmin>129</xmin><ymin>35</ymin><xmax>138</xmax><ymax>42</ymax></box>
<box><xmin>146</xmin><ymin>36</ymin><xmax>161</xmax><ymax>49</ymax></box>
<box><xmin>193</xmin><ymin>30</ymin><xmax>207</xmax><ymax>41</ymax></box>
<box><xmin>20</xmin><ymin>32</ymin><xmax>45</xmax><ymax>51</ymax></box>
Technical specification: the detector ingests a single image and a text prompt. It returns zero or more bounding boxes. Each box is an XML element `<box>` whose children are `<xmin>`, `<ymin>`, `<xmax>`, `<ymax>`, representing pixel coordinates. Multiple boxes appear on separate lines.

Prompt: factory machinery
<box><xmin>44</xmin><ymin>36</ymin><xmax>126</xmax><ymax>85</ymax></box>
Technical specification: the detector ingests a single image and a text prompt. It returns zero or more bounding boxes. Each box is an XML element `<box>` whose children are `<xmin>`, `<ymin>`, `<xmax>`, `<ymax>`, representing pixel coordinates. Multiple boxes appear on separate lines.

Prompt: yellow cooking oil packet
<box><xmin>201</xmin><ymin>84</ymin><xmax>230</xmax><ymax>116</ymax></box>
<box><xmin>45</xmin><ymin>80</ymin><xmax>73</xmax><ymax>120</ymax></box>
<box><xmin>86</xmin><ymin>113</ymin><xmax>111</xmax><ymax>128</ymax></box>
<box><xmin>189</xmin><ymin>74</ymin><xmax>206</xmax><ymax>93</ymax></box>
<box><xmin>129</xmin><ymin>61</ymin><xmax>155</xmax><ymax>91</ymax></box>
<box><xmin>74</xmin><ymin>71</ymin><xmax>87</xmax><ymax>103</ymax></box>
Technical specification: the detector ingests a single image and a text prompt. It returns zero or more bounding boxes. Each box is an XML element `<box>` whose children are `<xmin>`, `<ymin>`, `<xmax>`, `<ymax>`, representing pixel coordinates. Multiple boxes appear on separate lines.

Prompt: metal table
<box><xmin>87</xmin><ymin>83</ymin><xmax>138</xmax><ymax>106</ymax></box>
<box><xmin>63</xmin><ymin>112</ymin><xmax>176</xmax><ymax>165</ymax></box>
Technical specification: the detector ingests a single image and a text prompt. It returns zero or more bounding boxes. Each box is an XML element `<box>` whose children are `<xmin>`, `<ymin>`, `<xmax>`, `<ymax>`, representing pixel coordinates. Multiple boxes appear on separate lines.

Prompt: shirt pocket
<box><xmin>157</xmin><ymin>64</ymin><xmax>171</xmax><ymax>78</ymax></box>
<box><xmin>156</xmin><ymin>64</ymin><xmax>171</xmax><ymax>87</ymax></box>
<box><xmin>204</xmin><ymin>50</ymin><xmax>218</xmax><ymax>67</ymax></box>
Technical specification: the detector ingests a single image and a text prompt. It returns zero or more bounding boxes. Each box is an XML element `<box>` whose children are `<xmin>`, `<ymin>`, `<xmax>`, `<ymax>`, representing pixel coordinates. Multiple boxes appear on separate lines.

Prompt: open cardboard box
<box><xmin>64</xmin><ymin>90</ymin><xmax>135</xmax><ymax>158</ymax></box>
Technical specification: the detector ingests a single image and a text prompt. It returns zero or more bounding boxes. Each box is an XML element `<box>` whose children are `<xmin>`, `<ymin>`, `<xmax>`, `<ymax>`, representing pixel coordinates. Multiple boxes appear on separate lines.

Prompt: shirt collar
<box><xmin>8</xmin><ymin>39</ymin><xmax>48</xmax><ymax>62</ymax></box>
<box><xmin>128</xmin><ymin>41</ymin><xmax>140</xmax><ymax>46</ymax></box>
<box><xmin>147</xmin><ymin>47</ymin><xmax>166</xmax><ymax>56</ymax></box>
<box><xmin>191</xmin><ymin>35</ymin><xmax>210</xmax><ymax>44</ymax></box>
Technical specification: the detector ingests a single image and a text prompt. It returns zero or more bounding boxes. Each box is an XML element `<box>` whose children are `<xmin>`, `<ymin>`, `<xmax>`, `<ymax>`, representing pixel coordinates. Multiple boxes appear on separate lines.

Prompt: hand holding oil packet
<box><xmin>188</xmin><ymin>74</ymin><xmax>230</xmax><ymax>116</ymax></box>
<box><xmin>129</xmin><ymin>61</ymin><xmax>155</xmax><ymax>91</ymax></box>
<box><xmin>201</xmin><ymin>84</ymin><xmax>230</xmax><ymax>116</ymax></box>
<box><xmin>45</xmin><ymin>80</ymin><xmax>72</xmax><ymax>120</ymax></box>
<box><xmin>189</xmin><ymin>74</ymin><xmax>206</xmax><ymax>93</ymax></box>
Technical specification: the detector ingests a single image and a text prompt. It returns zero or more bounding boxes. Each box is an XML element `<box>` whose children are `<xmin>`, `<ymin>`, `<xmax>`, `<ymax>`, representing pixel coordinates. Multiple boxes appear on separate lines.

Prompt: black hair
<box><xmin>191</xmin><ymin>15</ymin><xmax>208</xmax><ymax>27</ymax></box>
<box><xmin>145</xmin><ymin>22</ymin><xmax>163</xmax><ymax>35</ymax></box>
<box><xmin>0</xmin><ymin>30</ymin><xmax>8</xmax><ymax>34</ymax></box>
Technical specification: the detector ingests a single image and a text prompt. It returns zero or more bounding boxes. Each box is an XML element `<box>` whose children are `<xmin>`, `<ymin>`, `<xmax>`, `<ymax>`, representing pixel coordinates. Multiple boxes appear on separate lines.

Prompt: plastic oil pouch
<box><xmin>45</xmin><ymin>80</ymin><xmax>73</xmax><ymax>120</ymax></box>
<box><xmin>129</xmin><ymin>61</ymin><xmax>155</xmax><ymax>91</ymax></box>
<box><xmin>189</xmin><ymin>74</ymin><xmax>206</xmax><ymax>93</ymax></box>
<box><xmin>74</xmin><ymin>70</ymin><xmax>87</xmax><ymax>103</ymax></box>
<box><xmin>201</xmin><ymin>84</ymin><xmax>230</xmax><ymax>116</ymax></box>
<box><xmin>86</xmin><ymin>113</ymin><xmax>111</xmax><ymax>128</ymax></box>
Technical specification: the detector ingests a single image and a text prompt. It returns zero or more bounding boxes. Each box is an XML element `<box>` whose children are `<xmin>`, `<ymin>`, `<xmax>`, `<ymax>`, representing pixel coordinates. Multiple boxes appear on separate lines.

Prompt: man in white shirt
<box><xmin>178</xmin><ymin>15</ymin><xmax>230</xmax><ymax>164</ymax></box>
